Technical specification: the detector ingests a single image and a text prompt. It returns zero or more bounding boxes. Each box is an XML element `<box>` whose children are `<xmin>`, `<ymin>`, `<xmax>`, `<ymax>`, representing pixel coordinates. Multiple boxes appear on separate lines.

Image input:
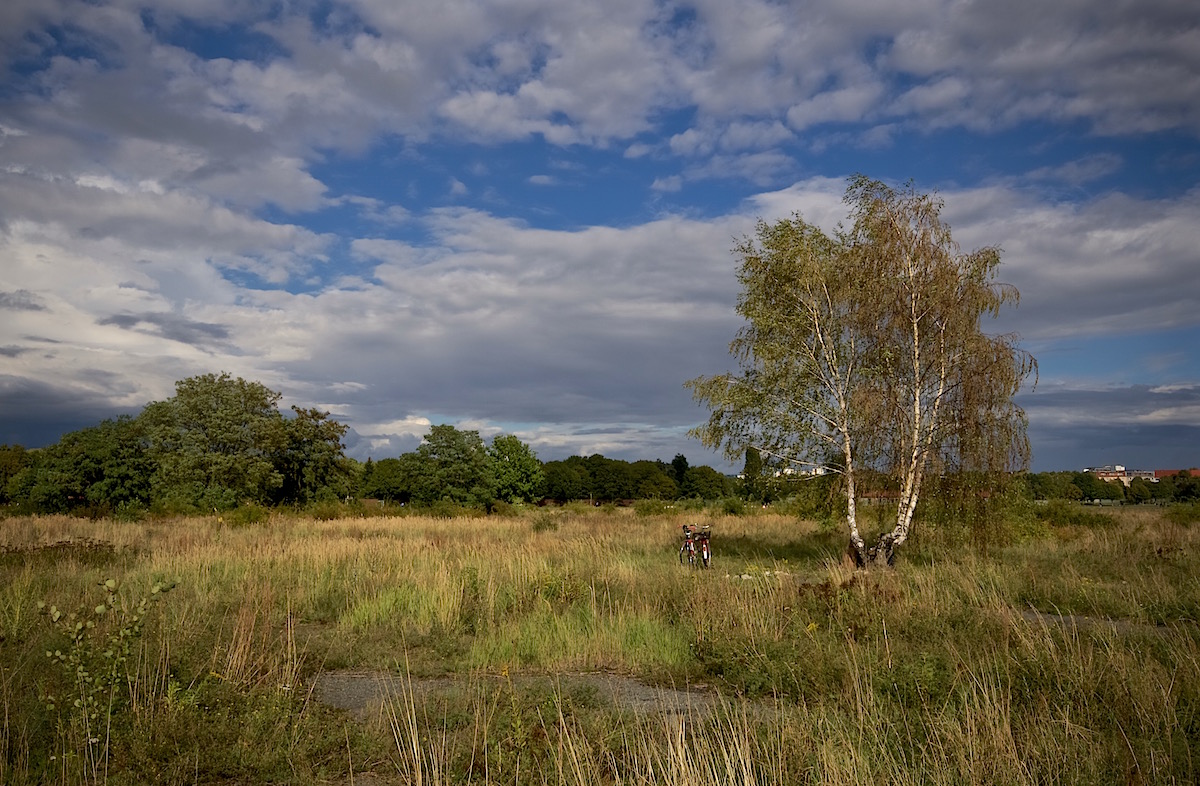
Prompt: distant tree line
<box><xmin>1025</xmin><ymin>470</ymin><xmax>1200</xmax><ymax>505</ymax></box>
<box><xmin>0</xmin><ymin>373</ymin><xmax>741</xmax><ymax>517</ymax></box>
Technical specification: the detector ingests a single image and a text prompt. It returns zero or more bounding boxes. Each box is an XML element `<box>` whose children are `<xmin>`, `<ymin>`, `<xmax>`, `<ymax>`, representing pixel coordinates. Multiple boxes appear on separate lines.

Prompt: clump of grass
<box><xmin>1164</xmin><ymin>502</ymin><xmax>1200</xmax><ymax>527</ymax></box>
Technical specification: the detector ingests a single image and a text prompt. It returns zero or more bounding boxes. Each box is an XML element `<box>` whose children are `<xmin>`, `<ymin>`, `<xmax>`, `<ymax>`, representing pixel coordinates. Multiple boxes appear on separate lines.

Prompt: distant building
<box><xmin>1085</xmin><ymin>464</ymin><xmax>1155</xmax><ymax>487</ymax></box>
<box><xmin>1153</xmin><ymin>468</ymin><xmax>1200</xmax><ymax>480</ymax></box>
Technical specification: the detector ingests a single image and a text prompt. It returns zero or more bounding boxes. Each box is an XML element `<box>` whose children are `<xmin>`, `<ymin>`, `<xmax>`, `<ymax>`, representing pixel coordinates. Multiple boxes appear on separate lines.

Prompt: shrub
<box><xmin>228</xmin><ymin>503</ymin><xmax>271</xmax><ymax>527</ymax></box>
<box><xmin>1038</xmin><ymin>499</ymin><xmax>1115</xmax><ymax>529</ymax></box>
<box><xmin>719</xmin><ymin>497</ymin><xmax>746</xmax><ymax>516</ymax></box>
<box><xmin>634</xmin><ymin>499</ymin><xmax>676</xmax><ymax>517</ymax></box>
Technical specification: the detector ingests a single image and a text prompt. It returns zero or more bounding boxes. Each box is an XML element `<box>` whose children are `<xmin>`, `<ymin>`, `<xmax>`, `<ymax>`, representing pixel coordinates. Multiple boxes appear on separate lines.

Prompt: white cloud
<box><xmin>651</xmin><ymin>175</ymin><xmax>682</xmax><ymax>192</ymax></box>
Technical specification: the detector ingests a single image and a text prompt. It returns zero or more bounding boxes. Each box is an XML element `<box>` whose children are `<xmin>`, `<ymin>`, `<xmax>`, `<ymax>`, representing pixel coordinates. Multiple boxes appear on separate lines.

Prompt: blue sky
<box><xmin>1</xmin><ymin>0</ymin><xmax>1198</xmax><ymax>473</ymax></box>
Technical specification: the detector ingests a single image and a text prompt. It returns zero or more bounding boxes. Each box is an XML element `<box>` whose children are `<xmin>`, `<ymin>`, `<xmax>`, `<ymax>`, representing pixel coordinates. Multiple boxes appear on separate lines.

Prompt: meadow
<box><xmin>1</xmin><ymin>502</ymin><xmax>1198</xmax><ymax>784</ymax></box>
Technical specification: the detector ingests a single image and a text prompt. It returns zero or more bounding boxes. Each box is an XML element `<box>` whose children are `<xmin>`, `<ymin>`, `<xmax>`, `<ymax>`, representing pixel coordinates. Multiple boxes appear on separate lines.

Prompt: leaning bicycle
<box><xmin>679</xmin><ymin>524</ymin><xmax>711</xmax><ymax>568</ymax></box>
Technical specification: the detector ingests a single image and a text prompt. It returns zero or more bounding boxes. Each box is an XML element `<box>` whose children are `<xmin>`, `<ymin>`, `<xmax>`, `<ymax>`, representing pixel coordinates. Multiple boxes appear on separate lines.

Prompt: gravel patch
<box><xmin>312</xmin><ymin>671</ymin><xmax>723</xmax><ymax>720</ymax></box>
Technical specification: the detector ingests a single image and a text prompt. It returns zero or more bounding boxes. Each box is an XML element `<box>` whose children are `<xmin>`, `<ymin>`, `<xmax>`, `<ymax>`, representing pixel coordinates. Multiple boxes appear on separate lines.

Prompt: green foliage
<box><xmin>633</xmin><ymin>499</ymin><xmax>678</xmax><ymax>517</ymax></box>
<box><xmin>689</xmin><ymin>177</ymin><xmax>1034</xmax><ymax>564</ymax></box>
<box><xmin>141</xmin><ymin>373</ymin><xmax>288</xmax><ymax>509</ymax></box>
<box><xmin>740</xmin><ymin>447</ymin><xmax>764</xmax><ymax>501</ymax></box>
<box><xmin>228</xmin><ymin>503</ymin><xmax>271</xmax><ymax>527</ymax></box>
<box><xmin>488</xmin><ymin>434</ymin><xmax>545</xmax><ymax>503</ymax></box>
<box><xmin>6</xmin><ymin>417</ymin><xmax>153</xmax><ymax>516</ymax></box>
<box><xmin>0</xmin><ymin>444</ymin><xmax>31</xmax><ymax>504</ymax></box>
<box><xmin>541</xmin><ymin>458</ymin><xmax>590</xmax><ymax>502</ymax></box>
<box><xmin>1</xmin><ymin>373</ymin><xmax>355</xmax><ymax>515</ymax></box>
<box><xmin>274</xmin><ymin>406</ymin><xmax>351</xmax><ymax>505</ymax></box>
<box><xmin>359</xmin><ymin>456</ymin><xmax>414</xmax><ymax>502</ymax></box>
<box><xmin>37</xmin><ymin>578</ymin><xmax>174</xmax><ymax>782</ymax></box>
<box><xmin>680</xmin><ymin>465</ymin><xmax>731</xmax><ymax>499</ymax></box>
<box><xmin>1037</xmin><ymin>499</ymin><xmax>1115</xmax><ymax>529</ymax></box>
<box><xmin>719</xmin><ymin>496</ymin><xmax>746</xmax><ymax>515</ymax></box>
<box><xmin>410</xmin><ymin>424</ymin><xmax>495</xmax><ymax>506</ymax></box>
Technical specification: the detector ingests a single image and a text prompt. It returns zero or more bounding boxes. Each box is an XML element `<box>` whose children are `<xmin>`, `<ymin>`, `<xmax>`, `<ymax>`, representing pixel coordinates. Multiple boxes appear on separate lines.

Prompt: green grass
<box><xmin>2</xmin><ymin>505</ymin><xmax>1198</xmax><ymax>784</ymax></box>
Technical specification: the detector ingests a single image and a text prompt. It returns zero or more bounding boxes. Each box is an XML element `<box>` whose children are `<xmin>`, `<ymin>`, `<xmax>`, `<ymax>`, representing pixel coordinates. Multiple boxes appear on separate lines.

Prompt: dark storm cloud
<box><xmin>0</xmin><ymin>290</ymin><xmax>46</xmax><ymax>311</ymax></box>
<box><xmin>1020</xmin><ymin>384</ymin><xmax>1200</xmax><ymax>471</ymax></box>
<box><xmin>97</xmin><ymin>312</ymin><xmax>230</xmax><ymax>347</ymax></box>
<box><xmin>0</xmin><ymin>375</ymin><xmax>135</xmax><ymax>448</ymax></box>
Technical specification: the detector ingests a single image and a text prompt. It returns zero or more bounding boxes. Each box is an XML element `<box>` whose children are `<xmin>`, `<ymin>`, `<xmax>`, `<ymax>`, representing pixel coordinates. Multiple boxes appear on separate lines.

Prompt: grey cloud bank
<box><xmin>1</xmin><ymin>0</ymin><xmax>1198</xmax><ymax>473</ymax></box>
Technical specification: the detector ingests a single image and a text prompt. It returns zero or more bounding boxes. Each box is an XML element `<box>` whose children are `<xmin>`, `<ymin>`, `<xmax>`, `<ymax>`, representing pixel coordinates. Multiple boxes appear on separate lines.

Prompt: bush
<box><xmin>1038</xmin><ymin>499</ymin><xmax>1115</xmax><ymax>529</ymax></box>
<box><xmin>307</xmin><ymin>501</ymin><xmax>346</xmax><ymax>521</ymax></box>
<box><xmin>634</xmin><ymin>499</ymin><xmax>678</xmax><ymax>517</ymax></box>
<box><xmin>719</xmin><ymin>497</ymin><xmax>746</xmax><ymax>516</ymax></box>
<box><xmin>228</xmin><ymin>503</ymin><xmax>271</xmax><ymax>527</ymax></box>
<box><xmin>488</xmin><ymin>500</ymin><xmax>519</xmax><ymax>517</ymax></box>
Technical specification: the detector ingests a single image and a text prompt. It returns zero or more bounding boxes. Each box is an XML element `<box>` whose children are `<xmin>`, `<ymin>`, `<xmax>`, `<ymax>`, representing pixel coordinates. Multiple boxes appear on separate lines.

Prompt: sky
<box><xmin>1</xmin><ymin>0</ymin><xmax>1198</xmax><ymax>474</ymax></box>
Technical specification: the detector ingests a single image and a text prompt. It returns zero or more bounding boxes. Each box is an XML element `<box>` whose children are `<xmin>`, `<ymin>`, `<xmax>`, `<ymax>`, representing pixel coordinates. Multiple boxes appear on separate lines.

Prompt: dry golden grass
<box><xmin>2</xmin><ymin>505</ymin><xmax>1198</xmax><ymax>784</ymax></box>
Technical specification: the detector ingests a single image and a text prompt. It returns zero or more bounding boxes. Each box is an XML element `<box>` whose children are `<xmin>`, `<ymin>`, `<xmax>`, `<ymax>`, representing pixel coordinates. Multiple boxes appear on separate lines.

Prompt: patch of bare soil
<box><xmin>312</xmin><ymin>670</ymin><xmax>722</xmax><ymax>721</ymax></box>
<box><xmin>1014</xmin><ymin>607</ymin><xmax>1189</xmax><ymax>636</ymax></box>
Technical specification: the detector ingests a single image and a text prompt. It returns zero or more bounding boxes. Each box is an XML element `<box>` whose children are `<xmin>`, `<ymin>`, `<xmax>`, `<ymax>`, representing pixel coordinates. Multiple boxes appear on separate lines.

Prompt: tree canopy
<box><xmin>689</xmin><ymin>176</ymin><xmax>1036</xmax><ymax>565</ymax></box>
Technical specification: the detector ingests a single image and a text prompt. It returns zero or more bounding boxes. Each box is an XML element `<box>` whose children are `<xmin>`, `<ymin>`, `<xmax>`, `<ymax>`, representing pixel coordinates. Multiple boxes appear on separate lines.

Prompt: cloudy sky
<box><xmin>2</xmin><ymin>0</ymin><xmax>1198</xmax><ymax>473</ymax></box>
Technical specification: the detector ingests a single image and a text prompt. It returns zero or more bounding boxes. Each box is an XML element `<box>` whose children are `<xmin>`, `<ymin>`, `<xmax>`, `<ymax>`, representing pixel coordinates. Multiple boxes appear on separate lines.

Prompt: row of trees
<box><xmin>1027</xmin><ymin>471</ymin><xmax>1200</xmax><ymax>504</ymax></box>
<box><xmin>1</xmin><ymin>374</ymin><xmax>352</xmax><ymax>514</ymax></box>
<box><xmin>0</xmin><ymin>373</ymin><xmax>741</xmax><ymax>517</ymax></box>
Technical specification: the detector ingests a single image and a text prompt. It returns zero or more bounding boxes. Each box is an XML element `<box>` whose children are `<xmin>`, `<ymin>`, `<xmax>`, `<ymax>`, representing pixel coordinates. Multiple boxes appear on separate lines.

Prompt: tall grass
<box><xmin>2</xmin><ymin>505</ymin><xmax>1198</xmax><ymax>783</ymax></box>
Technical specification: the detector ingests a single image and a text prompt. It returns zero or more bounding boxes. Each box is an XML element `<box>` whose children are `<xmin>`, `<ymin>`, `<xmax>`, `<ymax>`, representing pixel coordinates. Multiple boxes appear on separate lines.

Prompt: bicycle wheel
<box><xmin>701</xmin><ymin>542</ymin><xmax>710</xmax><ymax>568</ymax></box>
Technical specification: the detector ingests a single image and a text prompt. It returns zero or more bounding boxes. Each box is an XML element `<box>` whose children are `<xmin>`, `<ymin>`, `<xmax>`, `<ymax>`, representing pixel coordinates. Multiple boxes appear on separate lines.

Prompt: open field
<box><xmin>2</xmin><ymin>504</ymin><xmax>1199</xmax><ymax>784</ymax></box>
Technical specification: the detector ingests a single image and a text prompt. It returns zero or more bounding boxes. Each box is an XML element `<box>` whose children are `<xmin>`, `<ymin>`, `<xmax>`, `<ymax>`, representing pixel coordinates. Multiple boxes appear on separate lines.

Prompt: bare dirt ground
<box><xmin>312</xmin><ymin>670</ymin><xmax>723</xmax><ymax>722</ymax></box>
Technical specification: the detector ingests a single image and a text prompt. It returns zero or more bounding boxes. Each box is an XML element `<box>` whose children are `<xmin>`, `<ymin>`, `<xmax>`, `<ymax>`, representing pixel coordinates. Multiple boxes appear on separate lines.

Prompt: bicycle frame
<box><xmin>679</xmin><ymin>524</ymin><xmax>697</xmax><ymax>566</ymax></box>
<box><xmin>680</xmin><ymin>524</ymin><xmax>711</xmax><ymax>568</ymax></box>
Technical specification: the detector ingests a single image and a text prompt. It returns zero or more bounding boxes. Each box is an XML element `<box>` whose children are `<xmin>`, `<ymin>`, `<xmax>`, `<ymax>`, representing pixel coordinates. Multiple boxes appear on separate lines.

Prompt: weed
<box><xmin>37</xmin><ymin>578</ymin><xmax>174</xmax><ymax>784</ymax></box>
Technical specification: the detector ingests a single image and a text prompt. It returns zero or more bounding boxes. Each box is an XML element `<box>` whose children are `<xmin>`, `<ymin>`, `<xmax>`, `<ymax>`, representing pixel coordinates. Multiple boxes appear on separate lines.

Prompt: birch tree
<box><xmin>688</xmin><ymin>177</ymin><xmax>1035</xmax><ymax>566</ymax></box>
<box><xmin>686</xmin><ymin>214</ymin><xmax>876</xmax><ymax>559</ymax></box>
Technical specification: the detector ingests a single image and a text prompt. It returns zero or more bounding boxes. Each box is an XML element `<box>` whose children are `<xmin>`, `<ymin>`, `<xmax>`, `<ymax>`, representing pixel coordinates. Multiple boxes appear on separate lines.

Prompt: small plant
<box><xmin>228</xmin><ymin>503</ymin><xmax>271</xmax><ymax>526</ymax></box>
<box><xmin>38</xmin><ymin>578</ymin><xmax>175</xmax><ymax>784</ymax></box>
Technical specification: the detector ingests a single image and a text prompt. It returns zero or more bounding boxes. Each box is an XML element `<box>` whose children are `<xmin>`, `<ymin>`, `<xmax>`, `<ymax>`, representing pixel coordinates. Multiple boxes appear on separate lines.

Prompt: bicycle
<box><xmin>679</xmin><ymin>524</ymin><xmax>711</xmax><ymax>568</ymax></box>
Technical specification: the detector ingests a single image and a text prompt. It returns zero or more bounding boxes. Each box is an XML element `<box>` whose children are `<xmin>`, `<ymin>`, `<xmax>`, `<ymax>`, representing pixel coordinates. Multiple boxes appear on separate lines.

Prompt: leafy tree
<box><xmin>740</xmin><ymin>447</ymin><xmax>764</xmax><ymax>501</ymax></box>
<box><xmin>631</xmin><ymin>460</ymin><xmax>678</xmax><ymax>499</ymax></box>
<box><xmin>585</xmin><ymin>454</ymin><xmax>635</xmax><ymax>501</ymax></box>
<box><xmin>359</xmin><ymin>456</ymin><xmax>423</xmax><ymax>503</ymax></box>
<box><xmin>6</xmin><ymin>418</ymin><xmax>153</xmax><ymax>514</ymax></box>
<box><xmin>542</xmin><ymin>458</ymin><xmax>589</xmax><ymax>502</ymax></box>
<box><xmin>670</xmin><ymin>454</ymin><xmax>690</xmax><ymax>488</ymax></box>
<box><xmin>274</xmin><ymin>407</ymin><xmax>351</xmax><ymax>505</ymax></box>
<box><xmin>0</xmin><ymin>444</ymin><xmax>31</xmax><ymax>504</ymax></box>
<box><xmin>409</xmin><ymin>425</ymin><xmax>493</xmax><ymax>505</ymax></box>
<box><xmin>488</xmin><ymin>434</ymin><xmax>545</xmax><ymax>503</ymax></box>
<box><xmin>1071</xmin><ymin>471</ymin><xmax>1105</xmax><ymax>501</ymax></box>
<box><xmin>140</xmin><ymin>373</ymin><xmax>287</xmax><ymax>510</ymax></box>
<box><xmin>1128</xmin><ymin>476</ymin><xmax>1152</xmax><ymax>504</ymax></box>
<box><xmin>1172</xmin><ymin>470</ymin><xmax>1200</xmax><ymax>501</ymax></box>
<box><xmin>681</xmin><ymin>465</ymin><xmax>730</xmax><ymax>499</ymax></box>
<box><xmin>689</xmin><ymin>177</ymin><xmax>1035</xmax><ymax>565</ymax></box>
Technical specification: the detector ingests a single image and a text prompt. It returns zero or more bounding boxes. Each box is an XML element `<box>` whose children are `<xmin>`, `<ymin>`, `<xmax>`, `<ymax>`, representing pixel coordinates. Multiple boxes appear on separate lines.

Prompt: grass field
<box><xmin>2</xmin><ymin>503</ymin><xmax>1198</xmax><ymax>784</ymax></box>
